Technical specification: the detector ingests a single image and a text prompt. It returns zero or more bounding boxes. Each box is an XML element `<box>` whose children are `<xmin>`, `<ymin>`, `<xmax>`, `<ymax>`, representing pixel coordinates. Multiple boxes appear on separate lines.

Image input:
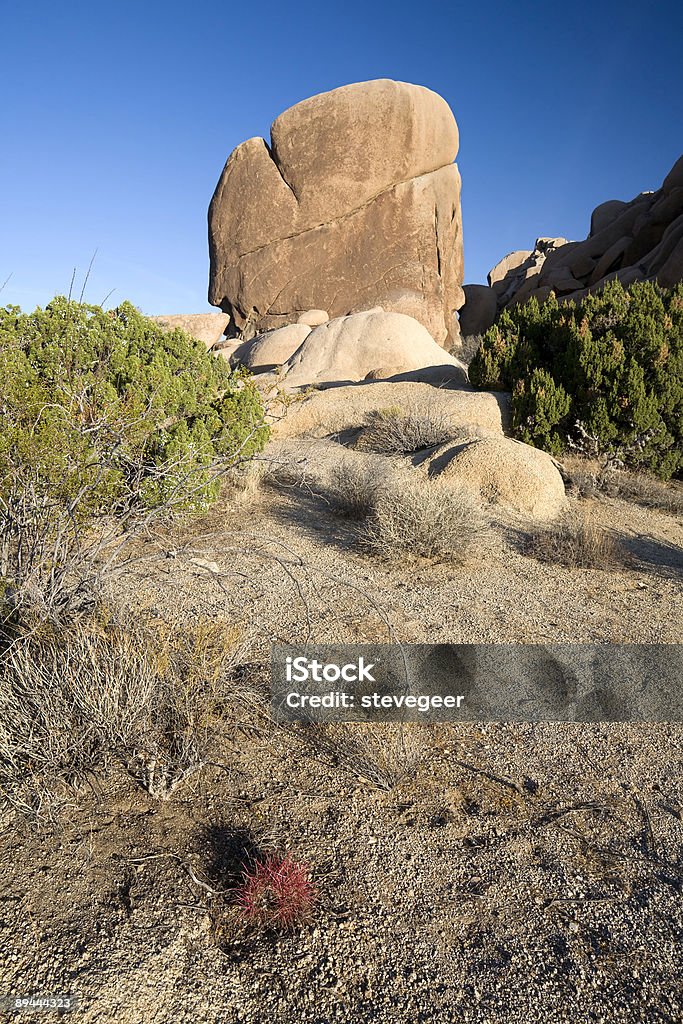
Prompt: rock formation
<box><xmin>279</xmin><ymin>310</ymin><xmax>467</xmax><ymax>389</ymax></box>
<box><xmin>459</xmin><ymin>153</ymin><xmax>683</xmax><ymax>335</ymax></box>
<box><xmin>421</xmin><ymin>437</ymin><xmax>567</xmax><ymax>521</ymax></box>
<box><xmin>208</xmin><ymin>80</ymin><xmax>464</xmax><ymax>347</ymax></box>
<box><xmin>272</xmin><ymin>381</ymin><xmax>509</xmax><ymax>441</ymax></box>
<box><xmin>150</xmin><ymin>313</ymin><xmax>230</xmax><ymax>349</ymax></box>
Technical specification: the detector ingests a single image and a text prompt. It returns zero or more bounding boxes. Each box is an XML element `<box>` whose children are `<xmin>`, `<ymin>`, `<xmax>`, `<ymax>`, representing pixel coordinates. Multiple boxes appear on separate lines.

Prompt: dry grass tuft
<box><xmin>0</xmin><ymin>614</ymin><xmax>247</xmax><ymax>821</ymax></box>
<box><xmin>525</xmin><ymin>513</ymin><xmax>629</xmax><ymax>570</ymax></box>
<box><xmin>363</xmin><ymin>472</ymin><xmax>488</xmax><ymax>562</ymax></box>
<box><xmin>326</xmin><ymin>460</ymin><xmax>384</xmax><ymax>519</ymax></box>
<box><xmin>605</xmin><ymin>472</ymin><xmax>683</xmax><ymax>515</ymax></box>
<box><xmin>565</xmin><ymin>457</ymin><xmax>683</xmax><ymax>516</ymax></box>
<box><xmin>356</xmin><ymin>405</ymin><xmax>461</xmax><ymax>455</ymax></box>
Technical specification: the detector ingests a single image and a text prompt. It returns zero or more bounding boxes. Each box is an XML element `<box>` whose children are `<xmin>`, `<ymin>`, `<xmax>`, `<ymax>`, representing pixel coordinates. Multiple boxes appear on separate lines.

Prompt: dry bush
<box><xmin>356</xmin><ymin>404</ymin><xmax>460</xmax><ymax>455</ymax></box>
<box><xmin>525</xmin><ymin>513</ymin><xmax>629</xmax><ymax>570</ymax></box>
<box><xmin>326</xmin><ymin>460</ymin><xmax>384</xmax><ymax>518</ymax></box>
<box><xmin>565</xmin><ymin>456</ymin><xmax>683</xmax><ymax>515</ymax></box>
<box><xmin>290</xmin><ymin>722</ymin><xmax>428</xmax><ymax>791</ymax></box>
<box><xmin>0</xmin><ymin>614</ymin><xmax>246</xmax><ymax>821</ymax></box>
<box><xmin>609</xmin><ymin>472</ymin><xmax>683</xmax><ymax>514</ymax></box>
<box><xmin>362</xmin><ymin>472</ymin><xmax>488</xmax><ymax>562</ymax></box>
<box><xmin>457</xmin><ymin>333</ymin><xmax>484</xmax><ymax>365</ymax></box>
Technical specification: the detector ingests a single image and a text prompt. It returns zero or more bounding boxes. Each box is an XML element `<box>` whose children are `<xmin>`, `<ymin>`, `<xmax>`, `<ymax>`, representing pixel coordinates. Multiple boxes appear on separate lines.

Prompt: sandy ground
<box><xmin>1</xmin><ymin>435</ymin><xmax>682</xmax><ymax>1023</ymax></box>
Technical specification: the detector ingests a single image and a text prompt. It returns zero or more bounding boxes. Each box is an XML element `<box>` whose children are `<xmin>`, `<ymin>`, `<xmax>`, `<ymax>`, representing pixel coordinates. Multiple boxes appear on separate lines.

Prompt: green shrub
<box><xmin>469</xmin><ymin>280</ymin><xmax>683</xmax><ymax>478</ymax></box>
<box><xmin>0</xmin><ymin>297</ymin><xmax>268</xmax><ymax>513</ymax></box>
<box><xmin>0</xmin><ymin>298</ymin><xmax>269</xmax><ymax>621</ymax></box>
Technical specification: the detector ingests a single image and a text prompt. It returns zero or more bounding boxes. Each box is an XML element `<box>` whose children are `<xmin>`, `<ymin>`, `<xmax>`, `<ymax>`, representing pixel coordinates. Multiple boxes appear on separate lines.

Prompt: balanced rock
<box><xmin>208</xmin><ymin>80</ymin><xmax>464</xmax><ymax>346</ymax></box>
<box><xmin>279</xmin><ymin>310</ymin><xmax>467</xmax><ymax>389</ymax></box>
<box><xmin>423</xmin><ymin>436</ymin><xmax>566</xmax><ymax>521</ymax></box>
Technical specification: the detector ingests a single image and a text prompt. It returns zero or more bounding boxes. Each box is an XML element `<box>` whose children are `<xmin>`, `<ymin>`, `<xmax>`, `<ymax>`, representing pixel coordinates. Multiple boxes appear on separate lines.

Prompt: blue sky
<box><xmin>2</xmin><ymin>0</ymin><xmax>681</xmax><ymax>316</ymax></box>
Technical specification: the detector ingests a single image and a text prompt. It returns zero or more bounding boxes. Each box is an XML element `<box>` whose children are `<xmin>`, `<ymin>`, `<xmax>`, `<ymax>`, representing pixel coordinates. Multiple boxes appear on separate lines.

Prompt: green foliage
<box><xmin>0</xmin><ymin>297</ymin><xmax>269</xmax><ymax>517</ymax></box>
<box><xmin>469</xmin><ymin>281</ymin><xmax>683</xmax><ymax>478</ymax></box>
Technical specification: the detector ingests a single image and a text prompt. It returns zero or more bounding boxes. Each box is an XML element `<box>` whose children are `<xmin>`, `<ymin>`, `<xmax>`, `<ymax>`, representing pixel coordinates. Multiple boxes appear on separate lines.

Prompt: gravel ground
<box><xmin>1</xmin><ymin>437</ymin><xmax>681</xmax><ymax>1023</ymax></box>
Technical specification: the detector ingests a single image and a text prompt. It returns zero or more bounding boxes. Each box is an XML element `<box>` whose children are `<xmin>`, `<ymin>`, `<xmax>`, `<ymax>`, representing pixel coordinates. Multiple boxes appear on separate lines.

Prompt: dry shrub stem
<box><xmin>364</xmin><ymin>473</ymin><xmax>488</xmax><ymax>563</ymax></box>
<box><xmin>526</xmin><ymin>514</ymin><xmax>629</xmax><ymax>570</ymax></box>
<box><xmin>0</xmin><ymin>616</ymin><xmax>246</xmax><ymax>820</ymax></box>
<box><xmin>356</xmin><ymin>404</ymin><xmax>461</xmax><ymax>455</ymax></box>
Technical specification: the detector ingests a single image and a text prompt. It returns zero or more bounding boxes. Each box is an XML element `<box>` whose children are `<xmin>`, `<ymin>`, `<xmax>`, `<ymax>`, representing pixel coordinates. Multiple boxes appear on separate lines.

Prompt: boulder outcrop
<box><xmin>223</xmin><ymin>323</ymin><xmax>312</xmax><ymax>373</ymax></box>
<box><xmin>278</xmin><ymin>310</ymin><xmax>468</xmax><ymax>389</ymax></box>
<box><xmin>208</xmin><ymin>80</ymin><xmax>464</xmax><ymax>346</ymax></box>
<box><xmin>150</xmin><ymin>313</ymin><xmax>230</xmax><ymax>350</ymax></box>
<box><xmin>458</xmin><ymin>153</ymin><xmax>683</xmax><ymax>333</ymax></box>
<box><xmin>272</xmin><ymin>381</ymin><xmax>509</xmax><ymax>441</ymax></box>
<box><xmin>422</xmin><ymin>436</ymin><xmax>567</xmax><ymax>521</ymax></box>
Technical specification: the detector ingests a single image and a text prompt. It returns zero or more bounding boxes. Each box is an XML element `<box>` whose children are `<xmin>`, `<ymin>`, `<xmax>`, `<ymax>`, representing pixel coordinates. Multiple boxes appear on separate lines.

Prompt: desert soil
<box><xmin>1</xmin><ymin>435</ymin><xmax>681</xmax><ymax>1023</ymax></box>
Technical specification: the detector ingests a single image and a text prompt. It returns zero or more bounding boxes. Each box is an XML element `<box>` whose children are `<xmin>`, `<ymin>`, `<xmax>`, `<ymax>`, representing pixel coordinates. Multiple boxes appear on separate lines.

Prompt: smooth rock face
<box><xmin>208</xmin><ymin>80</ymin><xmax>464</xmax><ymax>345</ymax></box>
<box><xmin>488</xmin><ymin>251</ymin><xmax>533</xmax><ymax>286</ymax></box>
<box><xmin>461</xmin><ymin>152</ymin><xmax>683</xmax><ymax>323</ymax></box>
<box><xmin>297</xmin><ymin>309</ymin><xmax>329</xmax><ymax>327</ymax></box>
<box><xmin>150</xmin><ymin>313</ymin><xmax>230</xmax><ymax>349</ymax></box>
<box><xmin>280</xmin><ymin>310</ymin><xmax>467</xmax><ymax>389</ymax></box>
<box><xmin>424</xmin><ymin>436</ymin><xmax>566</xmax><ymax>521</ymax></box>
<box><xmin>590</xmin><ymin>199</ymin><xmax>627</xmax><ymax>237</ymax></box>
<box><xmin>272</xmin><ymin>381</ymin><xmax>510</xmax><ymax>440</ymax></box>
<box><xmin>228</xmin><ymin>324</ymin><xmax>311</xmax><ymax>372</ymax></box>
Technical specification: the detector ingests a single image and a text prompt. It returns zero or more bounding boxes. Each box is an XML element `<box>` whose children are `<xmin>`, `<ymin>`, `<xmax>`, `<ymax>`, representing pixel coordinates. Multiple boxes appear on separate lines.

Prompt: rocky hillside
<box><xmin>460</xmin><ymin>153</ymin><xmax>683</xmax><ymax>336</ymax></box>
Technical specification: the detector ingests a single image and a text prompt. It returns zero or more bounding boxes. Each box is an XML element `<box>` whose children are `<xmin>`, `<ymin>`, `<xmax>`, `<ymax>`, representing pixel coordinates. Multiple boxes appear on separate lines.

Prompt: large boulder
<box><xmin>208</xmin><ymin>80</ymin><xmax>464</xmax><ymax>346</ymax></box>
<box><xmin>589</xmin><ymin>199</ymin><xmax>627</xmax><ymax>237</ymax></box>
<box><xmin>150</xmin><ymin>313</ymin><xmax>230</xmax><ymax>350</ymax></box>
<box><xmin>488</xmin><ymin>250</ymin><xmax>533</xmax><ymax>286</ymax></box>
<box><xmin>272</xmin><ymin>380</ymin><xmax>509</xmax><ymax>440</ymax></box>
<box><xmin>458</xmin><ymin>284</ymin><xmax>498</xmax><ymax>337</ymax></box>
<box><xmin>279</xmin><ymin>310</ymin><xmax>467</xmax><ymax>389</ymax></box>
<box><xmin>227</xmin><ymin>323</ymin><xmax>312</xmax><ymax>372</ymax></box>
<box><xmin>422</xmin><ymin>436</ymin><xmax>566</xmax><ymax>521</ymax></box>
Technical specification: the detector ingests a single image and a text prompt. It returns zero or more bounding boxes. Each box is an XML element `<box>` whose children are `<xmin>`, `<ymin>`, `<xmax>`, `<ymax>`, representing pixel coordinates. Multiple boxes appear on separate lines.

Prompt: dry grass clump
<box><xmin>325</xmin><ymin>457</ymin><xmax>488</xmax><ymax>561</ymax></box>
<box><xmin>226</xmin><ymin>449</ymin><xmax>313</xmax><ymax>502</ymax></box>
<box><xmin>356</xmin><ymin>404</ymin><xmax>460</xmax><ymax>455</ymax></box>
<box><xmin>326</xmin><ymin>460</ymin><xmax>384</xmax><ymax>518</ymax></box>
<box><xmin>0</xmin><ymin>614</ymin><xmax>245</xmax><ymax>821</ymax></box>
<box><xmin>363</xmin><ymin>472</ymin><xmax>488</xmax><ymax>562</ymax></box>
<box><xmin>525</xmin><ymin>513</ymin><xmax>629</xmax><ymax>570</ymax></box>
<box><xmin>292</xmin><ymin>722</ymin><xmax>428</xmax><ymax>790</ymax></box>
<box><xmin>565</xmin><ymin>457</ymin><xmax>683</xmax><ymax>515</ymax></box>
<box><xmin>604</xmin><ymin>471</ymin><xmax>683</xmax><ymax>514</ymax></box>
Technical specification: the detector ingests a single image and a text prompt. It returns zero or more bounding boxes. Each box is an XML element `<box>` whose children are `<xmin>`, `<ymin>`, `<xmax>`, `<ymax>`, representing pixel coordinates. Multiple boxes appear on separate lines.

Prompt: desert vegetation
<box><xmin>0</xmin><ymin>297</ymin><xmax>268</xmax><ymax>624</ymax></box>
<box><xmin>355</xmin><ymin>404</ymin><xmax>460</xmax><ymax>455</ymax></box>
<box><xmin>524</xmin><ymin>512</ymin><xmax>630</xmax><ymax>570</ymax></box>
<box><xmin>469</xmin><ymin>279</ymin><xmax>683</xmax><ymax>479</ymax></box>
<box><xmin>0</xmin><ymin>297</ymin><xmax>271</xmax><ymax>825</ymax></box>
<box><xmin>325</xmin><ymin>458</ymin><xmax>489</xmax><ymax>562</ymax></box>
